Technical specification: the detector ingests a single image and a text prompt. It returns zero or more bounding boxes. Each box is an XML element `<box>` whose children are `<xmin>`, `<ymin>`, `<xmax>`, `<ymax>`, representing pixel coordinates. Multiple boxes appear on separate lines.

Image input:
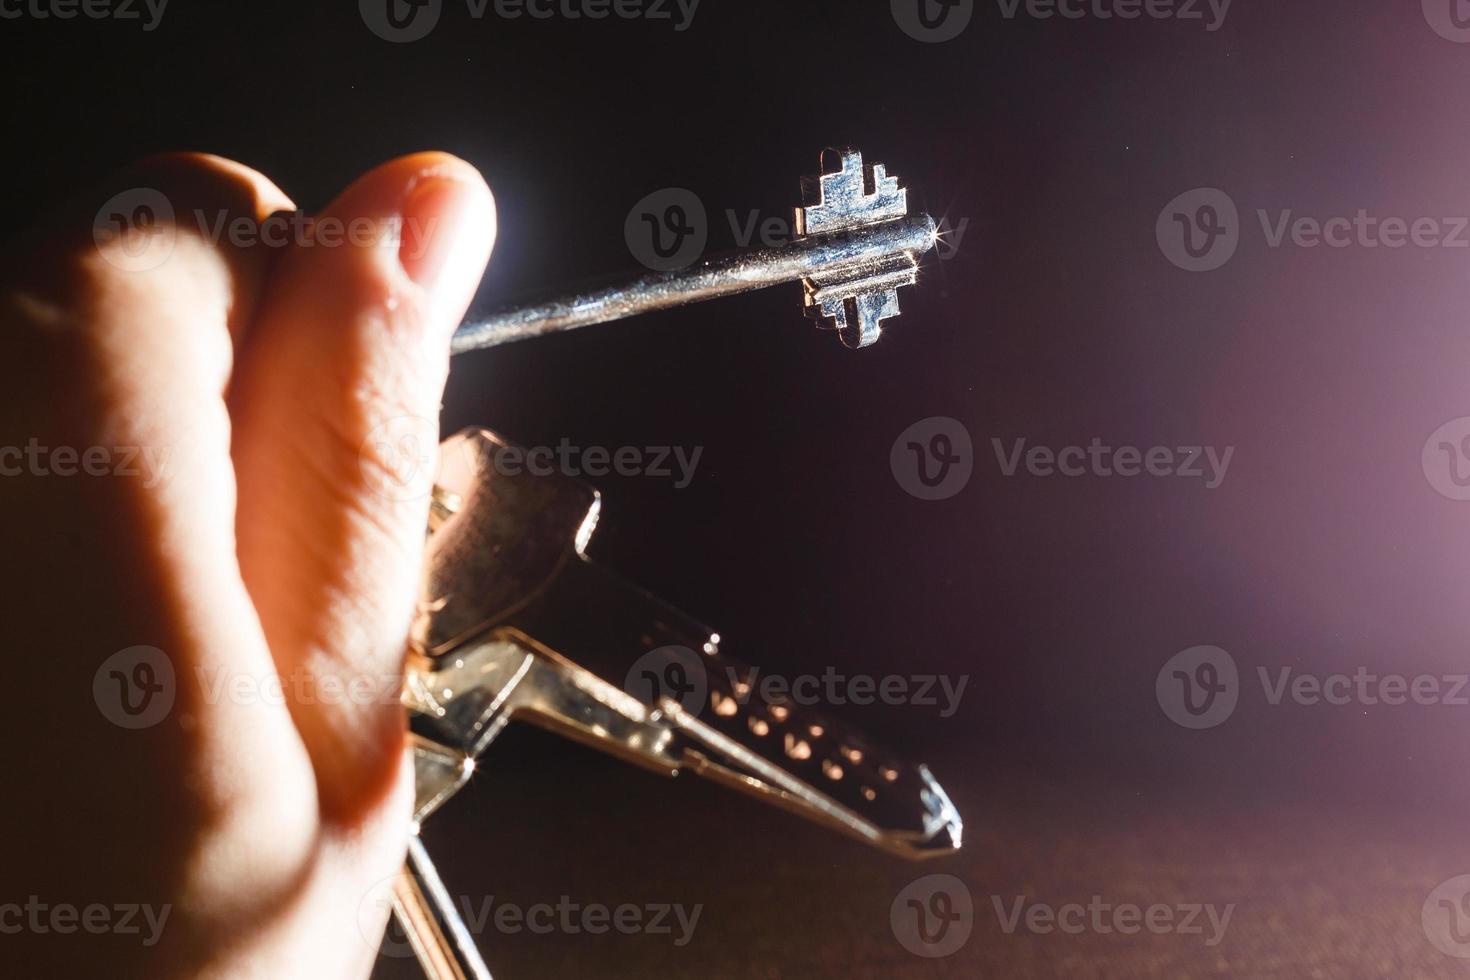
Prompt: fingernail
<box><xmin>398</xmin><ymin>175</ymin><xmax>495</xmax><ymax>320</ymax></box>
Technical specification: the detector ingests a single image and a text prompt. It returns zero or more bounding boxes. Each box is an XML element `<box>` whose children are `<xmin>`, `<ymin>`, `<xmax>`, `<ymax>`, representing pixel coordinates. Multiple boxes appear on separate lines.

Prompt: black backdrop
<box><xmin>9</xmin><ymin>1</ymin><xmax>1470</xmax><ymax>976</ymax></box>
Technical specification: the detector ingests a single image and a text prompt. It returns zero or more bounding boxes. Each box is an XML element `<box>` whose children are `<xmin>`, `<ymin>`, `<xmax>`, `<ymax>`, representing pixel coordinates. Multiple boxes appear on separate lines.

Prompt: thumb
<box><xmin>229</xmin><ymin>152</ymin><xmax>495</xmax><ymax>821</ymax></box>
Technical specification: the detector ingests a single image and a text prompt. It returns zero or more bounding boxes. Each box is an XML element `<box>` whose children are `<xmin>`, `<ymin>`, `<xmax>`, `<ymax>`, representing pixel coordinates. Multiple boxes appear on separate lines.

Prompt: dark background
<box><xmin>9</xmin><ymin>0</ymin><xmax>1470</xmax><ymax>976</ymax></box>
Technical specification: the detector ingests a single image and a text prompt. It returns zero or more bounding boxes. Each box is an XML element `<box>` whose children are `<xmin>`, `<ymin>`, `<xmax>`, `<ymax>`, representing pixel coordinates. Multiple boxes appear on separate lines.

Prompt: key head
<box><xmin>412</xmin><ymin>428</ymin><xmax>601</xmax><ymax>657</ymax></box>
<box><xmin>795</xmin><ymin>147</ymin><xmax>927</xmax><ymax>349</ymax></box>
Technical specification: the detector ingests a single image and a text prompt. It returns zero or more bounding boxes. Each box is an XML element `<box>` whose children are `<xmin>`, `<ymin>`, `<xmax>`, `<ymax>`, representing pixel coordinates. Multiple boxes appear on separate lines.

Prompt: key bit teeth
<box><xmin>795</xmin><ymin>147</ymin><xmax>930</xmax><ymax>348</ymax></box>
<box><xmin>804</xmin><ymin>281</ymin><xmax>908</xmax><ymax>349</ymax></box>
<box><xmin>660</xmin><ymin>661</ymin><xmax>964</xmax><ymax>857</ymax></box>
<box><xmin>797</xmin><ymin>147</ymin><xmax>909</xmax><ymax>236</ymax></box>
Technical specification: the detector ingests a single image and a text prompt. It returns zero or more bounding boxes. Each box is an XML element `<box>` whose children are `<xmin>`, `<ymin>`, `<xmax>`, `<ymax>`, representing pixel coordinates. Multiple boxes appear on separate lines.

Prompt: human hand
<box><xmin>0</xmin><ymin>151</ymin><xmax>495</xmax><ymax>979</ymax></box>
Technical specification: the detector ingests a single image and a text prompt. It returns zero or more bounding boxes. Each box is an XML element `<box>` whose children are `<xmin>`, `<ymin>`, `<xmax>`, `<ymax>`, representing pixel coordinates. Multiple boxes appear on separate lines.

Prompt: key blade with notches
<box><xmin>404</xmin><ymin>427</ymin><xmax>963</xmax><ymax>859</ymax></box>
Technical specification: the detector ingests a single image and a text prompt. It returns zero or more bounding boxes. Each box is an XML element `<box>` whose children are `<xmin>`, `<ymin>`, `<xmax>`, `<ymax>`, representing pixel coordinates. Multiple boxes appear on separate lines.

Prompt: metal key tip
<box><xmin>796</xmin><ymin>147</ymin><xmax>935</xmax><ymax>349</ymax></box>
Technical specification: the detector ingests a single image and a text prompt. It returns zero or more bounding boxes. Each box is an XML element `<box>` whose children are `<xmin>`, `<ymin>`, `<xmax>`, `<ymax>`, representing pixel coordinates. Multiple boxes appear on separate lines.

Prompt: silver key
<box><xmin>395</xmin><ymin>429</ymin><xmax>963</xmax><ymax>979</ymax></box>
<box><xmin>450</xmin><ymin>147</ymin><xmax>938</xmax><ymax>353</ymax></box>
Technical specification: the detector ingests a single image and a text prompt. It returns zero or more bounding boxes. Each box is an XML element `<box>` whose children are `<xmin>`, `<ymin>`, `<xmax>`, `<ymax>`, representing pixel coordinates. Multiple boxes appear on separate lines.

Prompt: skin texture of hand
<box><xmin>0</xmin><ymin>152</ymin><xmax>496</xmax><ymax>978</ymax></box>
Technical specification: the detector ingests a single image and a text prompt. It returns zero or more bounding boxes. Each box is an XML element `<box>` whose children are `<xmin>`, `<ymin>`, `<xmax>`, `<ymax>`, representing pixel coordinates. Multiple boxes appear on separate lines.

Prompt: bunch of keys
<box><xmin>393</xmin><ymin>149</ymin><xmax>962</xmax><ymax>979</ymax></box>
